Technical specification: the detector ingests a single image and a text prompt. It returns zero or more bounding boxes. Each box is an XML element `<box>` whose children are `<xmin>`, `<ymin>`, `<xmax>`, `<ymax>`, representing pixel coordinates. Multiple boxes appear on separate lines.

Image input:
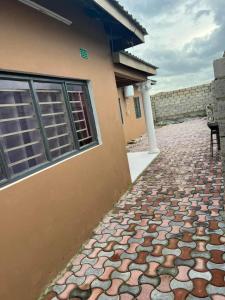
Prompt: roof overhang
<box><xmin>17</xmin><ymin>0</ymin><xmax>147</xmax><ymax>51</ymax></box>
<box><xmin>114</xmin><ymin>65</ymin><xmax>147</xmax><ymax>87</ymax></box>
<box><xmin>92</xmin><ymin>0</ymin><xmax>146</xmax><ymax>43</ymax></box>
<box><xmin>113</xmin><ymin>51</ymin><xmax>158</xmax><ymax>76</ymax></box>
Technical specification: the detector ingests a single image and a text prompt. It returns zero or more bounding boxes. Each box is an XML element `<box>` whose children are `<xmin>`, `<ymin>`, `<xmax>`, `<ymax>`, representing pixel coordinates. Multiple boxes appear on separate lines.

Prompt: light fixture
<box><xmin>124</xmin><ymin>85</ymin><xmax>134</xmax><ymax>98</ymax></box>
<box><xmin>18</xmin><ymin>0</ymin><xmax>72</xmax><ymax>26</ymax></box>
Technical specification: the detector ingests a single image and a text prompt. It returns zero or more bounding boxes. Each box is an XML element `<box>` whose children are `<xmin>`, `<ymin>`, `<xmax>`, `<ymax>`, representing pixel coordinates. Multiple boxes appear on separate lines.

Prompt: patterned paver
<box><xmin>42</xmin><ymin>118</ymin><xmax>225</xmax><ymax>300</ymax></box>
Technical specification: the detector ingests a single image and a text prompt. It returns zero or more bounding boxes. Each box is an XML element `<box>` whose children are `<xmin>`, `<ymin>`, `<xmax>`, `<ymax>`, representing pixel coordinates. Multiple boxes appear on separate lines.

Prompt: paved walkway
<box><xmin>43</xmin><ymin>118</ymin><xmax>225</xmax><ymax>300</ymax></box>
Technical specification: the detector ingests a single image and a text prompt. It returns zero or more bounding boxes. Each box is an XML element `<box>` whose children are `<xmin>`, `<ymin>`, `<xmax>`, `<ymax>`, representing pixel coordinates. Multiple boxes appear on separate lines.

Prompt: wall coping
<box><xmin>152</xmin><ymin>82</ymin><xmax>212</xmax><ymax>97</ymax></box>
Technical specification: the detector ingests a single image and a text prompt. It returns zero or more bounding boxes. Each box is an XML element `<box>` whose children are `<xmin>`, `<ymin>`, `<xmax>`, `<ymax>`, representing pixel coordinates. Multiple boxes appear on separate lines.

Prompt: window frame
<box><xmin>134</xmin><ymin>96</ymin><xmax>142</xmax><ymax>119</ymax></box>
<box><xmin>0</xmin><ymin>72</ymin><xmax>99</xmax><ymax>187</ymax></box>
<box><xmin>118</xmin><ymin>98</ymin><xmax>124</xmax><ymax>125</ymax></box>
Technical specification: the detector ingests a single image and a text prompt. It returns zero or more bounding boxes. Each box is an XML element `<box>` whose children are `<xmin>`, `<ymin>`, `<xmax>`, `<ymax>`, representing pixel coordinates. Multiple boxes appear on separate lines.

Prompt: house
<box><xmin>113</xmin><ymin>51</ymin><xmax>158</xmax><ymax>143</ymax></box>
<box><xmin>0</xmin><ymin>1</ymin><xmax>157</xmax><ymax>299</ymax></box>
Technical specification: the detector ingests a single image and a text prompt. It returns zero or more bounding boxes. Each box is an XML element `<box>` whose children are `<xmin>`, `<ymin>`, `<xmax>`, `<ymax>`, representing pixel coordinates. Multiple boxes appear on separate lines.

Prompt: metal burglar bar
<box><xmin>0</xmin><ymin>142</ymin><xmax>8</xmax><ymax>181</ymax></box>
<box><xmin>0</xmin><ymin>165</ymin><xmax>6</xmax><ymax>181</ymax></box>
<box><xmin>0</xmin><ymin>74</ymin><xmax>98</xmax><ymax>187</ymax></box>
<box><xmin>0</xmin><ymin>79</ymin><xmax>47</xmax><ymax>177</ymax></box>
<box><xmin>66</xmin><ymin>84</ymin><xmax>94</xmax><ymax>147</ymax></box>
<box><xmin>33</xmin><ymin>82</ymin><xmax>75</xmax><ymax>159</ymax></box>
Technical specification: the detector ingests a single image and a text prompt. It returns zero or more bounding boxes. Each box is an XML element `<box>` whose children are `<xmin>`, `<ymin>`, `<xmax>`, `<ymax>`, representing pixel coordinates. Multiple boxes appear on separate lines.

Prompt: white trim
<box><xmin>17</xmin><ymin>0</ymin><xmax>72</xmax><ymax>26</ymax></box>
<box><xmin>87</xmin><ymin>81</ymin><xmax>102</xmax><ymax>145</ymax></box>
<box><xmin>113</xmin><ymin>52</ymin><xmax>157</xmax><ymax>76</ymax></box>
<box><xmin>0</xmin><ymin>144</ymin><xmax>102</xmax><ymax>191</ymax></box>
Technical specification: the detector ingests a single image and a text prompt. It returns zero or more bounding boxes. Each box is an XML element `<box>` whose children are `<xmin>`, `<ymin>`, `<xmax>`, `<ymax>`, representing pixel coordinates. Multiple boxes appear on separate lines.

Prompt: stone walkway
<box><xmin>43</xmin><ymin>118</ymin><xmax>225</xmax><ymax>300</ymax></box>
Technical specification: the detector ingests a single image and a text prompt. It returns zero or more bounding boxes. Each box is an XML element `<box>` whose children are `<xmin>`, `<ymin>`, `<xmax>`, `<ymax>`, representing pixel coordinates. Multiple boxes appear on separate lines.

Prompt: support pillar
<box><xmin>139</xmin><ymin>80</ymin><xmax>159</xmax><ymax>154</ymax></box>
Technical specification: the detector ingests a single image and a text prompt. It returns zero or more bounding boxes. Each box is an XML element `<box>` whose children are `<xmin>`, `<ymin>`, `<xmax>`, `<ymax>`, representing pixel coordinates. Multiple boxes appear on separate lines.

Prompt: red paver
<box><xmin>42</xmin><ymin>118</ymin><xmax>225</xmax><ymax>300</ymax></box>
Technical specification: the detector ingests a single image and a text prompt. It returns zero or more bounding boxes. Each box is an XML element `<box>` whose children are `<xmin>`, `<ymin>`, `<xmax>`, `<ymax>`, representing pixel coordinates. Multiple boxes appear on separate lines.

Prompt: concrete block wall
<box><xmin>151</xmin><ymin>82</ymin><xmax>214</xmax><ymax>122</ymax></box>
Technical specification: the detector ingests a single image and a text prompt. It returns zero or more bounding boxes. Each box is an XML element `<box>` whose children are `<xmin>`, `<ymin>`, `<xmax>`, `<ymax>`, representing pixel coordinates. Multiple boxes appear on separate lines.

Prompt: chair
<box><xmin>206</xmin><ymin>104</ymin><xmax>220</xmax><ymax>157</ymax></box>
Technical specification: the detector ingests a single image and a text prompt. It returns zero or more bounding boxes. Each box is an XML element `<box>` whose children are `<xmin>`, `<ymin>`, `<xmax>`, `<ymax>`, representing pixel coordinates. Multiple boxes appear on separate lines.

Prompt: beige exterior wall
<box><xmin>118</xmin><ymin>87</ymin><xmax>146</xmax><ymax>143</ymax></box>
<box><xmin>0</xmin><ymin>1</ymin><xmax>131</xmax><ymax>299</ymax></box>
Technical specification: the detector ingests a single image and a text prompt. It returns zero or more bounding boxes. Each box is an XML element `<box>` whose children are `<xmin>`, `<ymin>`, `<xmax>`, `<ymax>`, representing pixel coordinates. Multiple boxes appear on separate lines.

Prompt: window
<box><xmin>34</xmin><ymin>82</ymin><xmax>74</xmax><ymax>159</ymax></box>
<box><xmin>66</xmin><ymin>84</ymin><xmax>95</xmax><ymax>147</ymax></box>
<box><xmin>134</xmin><ymin>97</ymin><xmax>142</xmax><ymax>119</ymax></box>
<box><xmin>118</xmin><ymin>98</ymin><xmax>124</xmax><ymax>124</ymax></box>
<box><xmin>0</xmin><ymin>74</ymin><xmax>98</xmax><ymax>186</ymax></box>
<box><xmin>0</xmin><ymin>80</ymin><xmax>47</xmax><ymax>178</ymax></box>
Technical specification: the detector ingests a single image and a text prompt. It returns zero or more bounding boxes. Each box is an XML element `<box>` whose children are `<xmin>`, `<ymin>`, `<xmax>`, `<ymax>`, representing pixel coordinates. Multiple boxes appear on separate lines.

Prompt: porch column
<box><xmin>140</xmin><ymin>80</ymin><xmax>159</xmax><ymax>153</ymax></box>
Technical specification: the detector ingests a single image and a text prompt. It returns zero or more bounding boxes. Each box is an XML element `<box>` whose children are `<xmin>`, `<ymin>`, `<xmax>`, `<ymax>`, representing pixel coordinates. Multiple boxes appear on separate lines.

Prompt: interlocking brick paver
<box><xmin>173</xmin><ymin>288</ymin><xmax>189</xmax><ymax>300</ymax></box>
<box><xmin>120</xmin><ymin>294</ymin><xmax>133</xmax><ymax>300</ymax></box>
<box><xmin>42</xmin><ymin>118</ymin><xmax>225</xmax><ymax>299</ymax></box>
<box><xmin>137</xmin><ymin>284</ymin><xmax>154</xmax><ymax>299</ymax></box>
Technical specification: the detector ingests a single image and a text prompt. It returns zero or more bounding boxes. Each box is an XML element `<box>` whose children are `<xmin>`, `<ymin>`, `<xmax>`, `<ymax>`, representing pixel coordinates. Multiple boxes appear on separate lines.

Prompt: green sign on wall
<box><xmin>80</xmin><ymin>48</ymin><xmax>89</xmax><ymax>60</ymax></box>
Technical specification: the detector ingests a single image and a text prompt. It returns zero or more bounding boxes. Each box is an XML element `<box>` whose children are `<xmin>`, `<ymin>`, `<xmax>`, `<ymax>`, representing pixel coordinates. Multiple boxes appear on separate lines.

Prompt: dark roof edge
<box><xmin>110</xmin><ymin>0</ymin><xmax>148</xmax><ymax>35</ymax></box>
<box><xmin>121</xmin><ymin>51</ymin><xmax>159</xmax><ymax>69</ymax></box>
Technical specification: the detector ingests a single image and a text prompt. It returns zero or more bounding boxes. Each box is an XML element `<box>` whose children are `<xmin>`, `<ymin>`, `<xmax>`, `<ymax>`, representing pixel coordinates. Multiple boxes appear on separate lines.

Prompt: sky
<box><xmin>119</xmin><ymin>0</ymin><xmax>225</xmax><ymax>93</ymax></box>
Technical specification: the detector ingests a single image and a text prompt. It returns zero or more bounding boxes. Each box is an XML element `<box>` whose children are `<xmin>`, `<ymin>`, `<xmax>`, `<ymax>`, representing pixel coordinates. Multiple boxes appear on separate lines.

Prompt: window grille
<box><xmin>0</xmin><ymin>80</ymin><xmax>46</xmax><ymax>177</ymax></box>
<box><xmin>0</xmin><ymin>75</ymin><xmax>98</xmax><ymax>186</ymax></box>
<box><xmin>66</xmin><ymin>84</ymin><xmax>94</xmax><ymax>147</ymax></box>
<box><xmin>34</xmin><ymin>82</ymin><xmax>74</xmax><ymax>159</ymax></box>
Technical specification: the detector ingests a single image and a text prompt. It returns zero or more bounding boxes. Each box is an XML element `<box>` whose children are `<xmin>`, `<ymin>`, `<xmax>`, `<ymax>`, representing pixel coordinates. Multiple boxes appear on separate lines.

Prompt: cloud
<box><xmin>194</xmin><ymin>9</ymin><xmax>211</xmax><ymax>20</ymax></box>
<box><xmin>120</xmin><ymin>0</ymin><xmax>183</xmax><ymax>19</ymax></box>
<box><xmin>119</xmin><ymin>0</ymin><xmax>225</xmax><ymax>92</ymax></box>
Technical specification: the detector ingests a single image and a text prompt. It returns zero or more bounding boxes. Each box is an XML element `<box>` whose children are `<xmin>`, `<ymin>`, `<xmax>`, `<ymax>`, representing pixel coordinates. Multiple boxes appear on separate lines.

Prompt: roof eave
<box><xmin>113</xmin><ymin>52</ymin><xmax>158</xmax><ymax>76</ymax></box>
<box><xmin>92</xmin><ymin>0</ymin><xmax>147</xmax><ymax>43</ymax></box>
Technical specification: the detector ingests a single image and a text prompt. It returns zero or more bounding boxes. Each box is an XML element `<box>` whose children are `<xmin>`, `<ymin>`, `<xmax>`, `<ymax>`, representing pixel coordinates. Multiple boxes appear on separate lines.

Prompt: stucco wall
<box><xmin>0</xmin><ymin>1</ymin><xmax>131</xmax><ymax>299</ymax></box>
<box><xmin>118</xmin><ymin>87</ymin><xmax>146</xmax><ymax>143</ymax></box>
<box><xmin>151</xmin><ymin>83</ymin><xmax>214</xmax><ymax>122</ymax></box>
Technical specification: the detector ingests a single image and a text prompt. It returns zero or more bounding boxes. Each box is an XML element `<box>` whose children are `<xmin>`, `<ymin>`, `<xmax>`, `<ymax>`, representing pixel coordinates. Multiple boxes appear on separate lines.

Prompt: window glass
<box><xmin>0</xmin><ymin>79</ymin><xmax>47</xmax><ymax>176</ymax></box>
<box><xmin>134</xmin><ymin>97</ymin><xmax>142</xmax><ymax>119</ymax></box>
<box><xmin>66</xmin><ymin>84</ymin><xmax>94</xmax><ymax>147</ymax></box>
<box><xmin>34</xmin><ymin>82</ymin><xmax>74</xmax><ymax>159</ymax></box>
<box><xmin>118</xmin><ymin>98</ymin><xmax>124</xmax><ymax>124</ymax></box>
<box><xmin>0</xmin><ymin>76</ymin><xmax>98</xmax><ymax>186</ymax></box>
